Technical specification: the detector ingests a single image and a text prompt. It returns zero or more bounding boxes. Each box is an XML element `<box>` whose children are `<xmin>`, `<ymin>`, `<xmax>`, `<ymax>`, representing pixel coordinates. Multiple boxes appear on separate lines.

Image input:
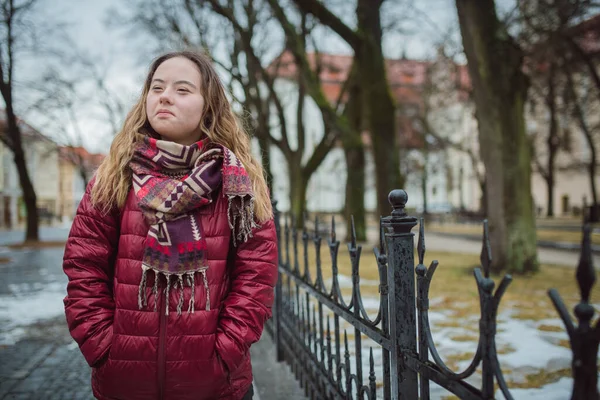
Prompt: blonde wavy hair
<box><xmin>91</xmin><ymin>50</ymin><xmax>272</xmax><ymax>222</ymax></box>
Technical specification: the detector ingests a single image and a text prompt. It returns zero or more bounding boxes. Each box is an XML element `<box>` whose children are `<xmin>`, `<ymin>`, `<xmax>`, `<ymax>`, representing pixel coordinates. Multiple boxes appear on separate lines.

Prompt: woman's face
<box><xmin>146</xmin><ymin>57</ymin><xmax>205</xmax><ymax>145</ymax></box>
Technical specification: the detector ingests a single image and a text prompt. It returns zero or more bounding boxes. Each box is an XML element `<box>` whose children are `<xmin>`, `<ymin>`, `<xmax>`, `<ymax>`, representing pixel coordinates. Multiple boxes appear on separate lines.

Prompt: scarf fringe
<box><xmin>138</xmin><ymin>266</ymin><xmax>210</xmax><ymax>315</ymax></box>
<box><xmin>228</xmin><ymin>195</ymin><xmax>260</xmax><ymax>247</ymax></box>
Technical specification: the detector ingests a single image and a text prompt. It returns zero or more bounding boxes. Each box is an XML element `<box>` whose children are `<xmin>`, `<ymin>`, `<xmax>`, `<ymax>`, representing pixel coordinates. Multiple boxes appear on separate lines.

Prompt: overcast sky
<box><xmin>10</xmin><ymin>0</ymin><xmax>494</xmax><ymax>153</ymax></box>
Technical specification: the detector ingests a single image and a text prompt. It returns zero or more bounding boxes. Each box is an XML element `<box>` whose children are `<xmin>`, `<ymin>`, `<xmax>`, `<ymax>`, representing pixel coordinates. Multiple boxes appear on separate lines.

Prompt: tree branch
<box><xmin>290</xmin><ymin>0</ymin><xmax>361</xmax><ymax>51</ymax></box>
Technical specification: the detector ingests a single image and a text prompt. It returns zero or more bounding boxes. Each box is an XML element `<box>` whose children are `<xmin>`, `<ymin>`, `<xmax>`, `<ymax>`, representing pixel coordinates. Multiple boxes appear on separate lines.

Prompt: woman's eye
<box><xmin>177</xmin><ymin>88</ymin><xmax>190</xmax><ymax>93</ymax></box>
<box><xmin>151</xmin><ymin>86</ymin><xmax>163</xmax><ymax>91</ymax></box>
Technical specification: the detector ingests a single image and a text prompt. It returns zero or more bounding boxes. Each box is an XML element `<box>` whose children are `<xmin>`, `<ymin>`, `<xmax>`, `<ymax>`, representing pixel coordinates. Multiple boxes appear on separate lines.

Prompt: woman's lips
<box><xmin>157</xmin><ymin>110</ymin><xmax>174</xmax><ymax>116</ymax></box>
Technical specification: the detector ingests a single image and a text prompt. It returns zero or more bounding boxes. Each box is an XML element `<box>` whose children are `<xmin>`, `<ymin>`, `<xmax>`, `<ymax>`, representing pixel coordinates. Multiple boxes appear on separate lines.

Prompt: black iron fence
<box><xmin>264</xmin><ymin>189</ymin><xmax>599</xmax><ymax>399</ymax></box>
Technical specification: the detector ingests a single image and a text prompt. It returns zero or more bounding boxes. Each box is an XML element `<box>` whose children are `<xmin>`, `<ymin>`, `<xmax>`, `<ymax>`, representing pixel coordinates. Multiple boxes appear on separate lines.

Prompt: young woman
<box><xmin>63</xmin><ymin>51</ymin><xmax>278</xmax><ymax>400</ymax></box>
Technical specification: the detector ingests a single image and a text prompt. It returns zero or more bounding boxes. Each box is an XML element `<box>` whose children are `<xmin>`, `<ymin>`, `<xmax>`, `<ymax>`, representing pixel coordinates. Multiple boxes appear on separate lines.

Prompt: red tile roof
<box><xmin>59</xmin><ymin>146</ymin><xmax>105</xmax><ymax>170</ymax></box>
<box><xmin>267</xmin><ymin>51</ymin><xmax>470</xmax><ymax>103</ymax></box>
<box><xmin>267</xmin><ymin>51</ymin><xmax>470</xmax><ymax>149</ymax></box>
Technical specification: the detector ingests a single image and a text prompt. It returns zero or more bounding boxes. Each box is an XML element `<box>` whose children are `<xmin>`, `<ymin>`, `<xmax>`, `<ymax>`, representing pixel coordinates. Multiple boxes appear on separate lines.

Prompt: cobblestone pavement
<box><xmin>0</xmin><ymin>227</ymin><xmax>304</xmax><ymax>400</ymax></box>
<box><xmin>0</xmin><ymin>319</ymin><xmax>93</xmax><ymax>400</ymax></box>
<box><xmin>0</xmin><ymin>228</ymin><xmax>94</xmax><ymax>399</ymax></box>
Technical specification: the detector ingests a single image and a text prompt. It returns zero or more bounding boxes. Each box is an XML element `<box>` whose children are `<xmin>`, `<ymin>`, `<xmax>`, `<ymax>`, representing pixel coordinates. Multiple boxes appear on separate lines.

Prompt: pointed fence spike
<box><xmin>418</xmin><ymin>217</ymin><xmax>426</xmax><ymax>265</ymax></box>
<box><xmin>369</xmin><ymin>347</ymin><xmax>377</xmax><ymax>395</ymax></box>
<box><xmin>577</xmin><ymin>224</ymin><xmax>596</xmax><ymax>303</ymax></box>
<box><xmin>480</xmin><ymin>220</ymin><xmax>492</xmax><ymax>278</ymax></box>
<box><xmin>379</xmin><ymin>216</ymin><xmax>385</xmax><ymax>254</ymax></box>
<box><xmin>326</xmin><ymin>315</ymin><xmax>333</xmax><ymax>372</ymax></box>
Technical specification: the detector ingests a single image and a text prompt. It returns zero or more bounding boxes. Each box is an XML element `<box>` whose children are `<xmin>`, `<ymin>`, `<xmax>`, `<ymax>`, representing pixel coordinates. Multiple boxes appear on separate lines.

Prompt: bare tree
<box><xmin>117</xmin><ymin>0</ymin><xmax>368</xmax><ymax>238</ymax></box>
<box><xmin>263</xmin><ymin>0</ymin><xmax>366</xmax><ymax>238</ymax></box>
<box><xmin>0</xmin><ymin>0</ymin><xmax>41</xmax><ymax>241</ymax></box>
<box><xmin>529</xmin><ymin>61</ymin><xmax>562</xmax><ymax>217</ymax></box>
<box><xmin>29</xmin><ymin>68</ymin><xmax>93</xmax><ymax>188</ymax></box>
<box><xmin>519</xmin><ymin>0</ymin><xmax>600</xmax><ymax>217</ymax></box>
<box><xmin>565</xmin><ymin>64</ymin><xmax>599</xmax><ymax>207</ymax></box>
<box><xmin>292</xmin><ymin>0</ymin><xmax>404</xmax><ymax>220</ymax></box>
<box><xmin>456</xmin><ymin>0</ymin><xmax>538</xmax><ymax>274</ymax></box>
<box><xmin>420</xmin><ymin>50</ymin><xmax>487</xmax><ymax>215</ymax></box>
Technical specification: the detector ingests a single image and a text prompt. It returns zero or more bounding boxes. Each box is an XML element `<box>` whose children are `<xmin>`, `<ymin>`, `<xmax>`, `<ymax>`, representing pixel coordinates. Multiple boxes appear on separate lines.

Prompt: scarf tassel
<box><xmin>138</xmin><ymin>267</ymin><xmax>211</xmax><ymax>315</ymax></box>
<box><xmin>228</xmin><ymin>195</ymin><xmax>260</xmax><ymax>247</ymax></box>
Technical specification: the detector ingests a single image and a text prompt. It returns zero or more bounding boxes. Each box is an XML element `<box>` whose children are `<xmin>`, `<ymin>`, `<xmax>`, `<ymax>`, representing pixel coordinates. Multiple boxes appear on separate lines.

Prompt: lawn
<box><xmin>286</xmin><ymin>244</ymin><xmax>590</xmax><ymax>311</ymax></box>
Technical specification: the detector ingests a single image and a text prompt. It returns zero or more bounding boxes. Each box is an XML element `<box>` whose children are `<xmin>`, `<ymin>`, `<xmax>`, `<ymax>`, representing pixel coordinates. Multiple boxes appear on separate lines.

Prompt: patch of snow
<box><xmin>495</xmin><ymin>317</ymin><xmax>571</xmax><ymax>371</ymax></box>
<box><xmin>324</xmin><ymin>274</ymin><xmax>379</xmax><ymax>289</ymax></box>
<box><xmin>0</xmin><ymin>281</ymin><xmax>66</xmax><ymax>345</ymax></box>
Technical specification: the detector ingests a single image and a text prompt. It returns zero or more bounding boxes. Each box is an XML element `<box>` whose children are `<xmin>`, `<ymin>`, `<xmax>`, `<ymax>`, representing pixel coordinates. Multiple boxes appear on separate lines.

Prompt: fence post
<box><xmin>273</xmin><ymin>200</ymin><xmax>284</xmax><ymax>362</ymax></box>
<box><xmin>382</xmin><ymin>189</ymin><xmax>419</xmax><ymax>399</ymax></box>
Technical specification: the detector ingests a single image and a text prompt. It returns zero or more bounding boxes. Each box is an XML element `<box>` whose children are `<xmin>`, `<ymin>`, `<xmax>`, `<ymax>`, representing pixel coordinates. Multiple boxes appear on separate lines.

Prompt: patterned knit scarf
<box><xmin>130</xmin><ymin>136</ymin><xmax>258</xmax><ymax>315</ymax></box>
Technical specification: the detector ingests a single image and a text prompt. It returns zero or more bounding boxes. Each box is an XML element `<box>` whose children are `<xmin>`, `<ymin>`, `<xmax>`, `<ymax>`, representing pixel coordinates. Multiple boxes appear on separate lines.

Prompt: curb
<box><xmin>427</xmin><ymin>232</ymin><xmax>598</xmax><ymax>254</ymax></box>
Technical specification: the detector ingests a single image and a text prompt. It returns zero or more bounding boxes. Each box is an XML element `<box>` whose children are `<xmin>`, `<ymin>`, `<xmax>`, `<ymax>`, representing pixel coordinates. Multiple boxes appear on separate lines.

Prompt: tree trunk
<box><xmin>545</xmin><ymin>63</ymin><xmax>559</xmax><ymax>217</ymax></box>
<box><xmin>289</xmin><ymin>153</ymin><xmax>308</xmax><ymax>226</ymax></box>
<box><xmin>456</xmin><ymin>0</ymin><xmax>538</xmax><ymax>274</ymax></box>
<box><xmin>4</xmin><ymin>105</ymin><xmax>39</xmax><ymax>242</ymax></box>
<box><xmin>342</xmin><ymin>62</ymin><xmax>366</xmax><ymax>242</ymax></box>
<box><xmin>545</xmin><ymin>112</ymin><xmax>557</xmax><ymax>218</ymax></box>
<box><xmin>14</xmin><ymin>151</ymin><xmax>38</xmax><ymax>241</ymax></box>
<box><xmin>566</xmin><ymin>71</ymin><xmax>598</xmax><ymax>206</ymax></box>
<box><xmin>479</xmin><ymin>179</ymin><xmax>487</xmax><ymax>216</ymax></box>
<box><xmin>343</xmin><ymin>147</ymin><xmax>366</xmax><ymax>241</ymax></box>
<box><xmin>356</xmin><ymin>0</ymin><xmax>403</xmax><ymax>219</ymax></box>
<box><xmin>256</xmin><ymin>134</ymin><xmax>273</xmax><ymax>196</ymax></box>
<box><xmin>79</xmin><ymin>168</ymin><xmax>89</xmax><ymax>193</ymax></box>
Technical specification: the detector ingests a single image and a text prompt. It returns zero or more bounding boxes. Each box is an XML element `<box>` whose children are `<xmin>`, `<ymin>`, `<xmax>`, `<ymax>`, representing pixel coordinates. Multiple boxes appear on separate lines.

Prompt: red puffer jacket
<box><xmin>63</xmin><ymin>181</ymin><xmax>278</xmax><ymax>400</ymax></box>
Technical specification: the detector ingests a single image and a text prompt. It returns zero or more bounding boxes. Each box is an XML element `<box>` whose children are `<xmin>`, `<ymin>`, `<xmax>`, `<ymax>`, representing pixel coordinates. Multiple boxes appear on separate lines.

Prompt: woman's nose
<box><xmin>159</xmin><ymin>90</ymin><xmax>173</xmax><ymax>104</ymax></box>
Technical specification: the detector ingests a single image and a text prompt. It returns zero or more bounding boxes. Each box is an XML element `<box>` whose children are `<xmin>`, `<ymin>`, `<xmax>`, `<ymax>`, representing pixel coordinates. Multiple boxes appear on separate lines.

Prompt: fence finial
<box><xmin>389</xmin><ymin>189</ymin><xmax>408</xmax><ymax>217</ymax></box>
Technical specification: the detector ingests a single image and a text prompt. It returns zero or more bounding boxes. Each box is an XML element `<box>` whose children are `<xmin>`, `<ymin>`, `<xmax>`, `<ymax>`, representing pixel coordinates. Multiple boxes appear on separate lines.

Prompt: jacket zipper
<box><xmin>158</xmin><ymin>281</ymin><xmax>167</xmax><ymax>400</ymax></box>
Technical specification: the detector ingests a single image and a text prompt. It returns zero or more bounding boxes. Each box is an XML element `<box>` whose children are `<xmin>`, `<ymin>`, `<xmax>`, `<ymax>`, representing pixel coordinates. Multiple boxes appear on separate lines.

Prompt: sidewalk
<box><xmin>0</xmin><ymin>229</ymin><xmax>306</xmax><ymax>400</ymax></box>
<box><xmin>0</xmin><ymin>316</ymin><xmax>305</xmax><ymax>400</ymax></box>
<box><xmin>424</xmin><ymin>229</ymin><xmax>599</xmax><ymax>254</ymax></box>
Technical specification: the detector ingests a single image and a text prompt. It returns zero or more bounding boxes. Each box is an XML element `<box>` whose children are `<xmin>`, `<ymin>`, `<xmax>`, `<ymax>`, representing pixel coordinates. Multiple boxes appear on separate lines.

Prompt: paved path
<box><xmin>0</xmin><ymin>228</ymin><xmax>306</xmax><ymax>400</ymax></box>
<box><xmin>422</xmin><ymin>232</ymin><xmax>599</xmax><ymax>268</ymax></box>
<box><xmin>358</xmin><ymin>224</ymin><xmax>596</xmax><ymax>268</ymax></box>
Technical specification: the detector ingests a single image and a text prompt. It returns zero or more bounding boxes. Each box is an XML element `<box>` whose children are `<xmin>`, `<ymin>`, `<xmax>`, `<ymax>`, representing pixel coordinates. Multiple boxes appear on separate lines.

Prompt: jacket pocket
<box><xmin>215</xmin><ymin>352</ymin><xmax>232</xmax><ymax>386</ymax></box>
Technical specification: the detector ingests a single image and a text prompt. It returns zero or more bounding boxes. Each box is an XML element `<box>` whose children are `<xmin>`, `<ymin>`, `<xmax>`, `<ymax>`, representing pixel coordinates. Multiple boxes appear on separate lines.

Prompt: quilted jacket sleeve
<box><xmin>63</xmin><ymin>179</ymin><xmax>119</xmax><ymax>367</ymax></box>
<box><xmin>215</xmin><ymin>217</ymin><xmax>278</xmax><ymax>372</ymax></box>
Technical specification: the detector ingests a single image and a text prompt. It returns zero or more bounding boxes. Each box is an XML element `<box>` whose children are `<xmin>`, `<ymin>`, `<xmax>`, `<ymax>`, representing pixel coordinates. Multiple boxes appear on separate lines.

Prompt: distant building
<box><xmin>0</xmin><ymin>112</ymin><xmax>105</xmax><ymax>228</ymax></box>
<box><xmin>265</xmin><ymin>50</ymin><xmax>474</xmax><ymax>214</ymax></box>
<box><xmin>0</xmin><ymin>116</ymin><xmax>59</xmax><ymax>228</ymax></box>
<box><xmin>527</xmin><ymin>14</ymin><xmax>600</xmax><ymax>217</ymax></box>
<box><xmin>57</xmin><ymin>146</ymin><xmax>105</xmax><ymax>222</ymax></box>
<box><xmin>264</xmin><ymin>13</ymin><xmax>600</xmax><ymax>218</ymax></box>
